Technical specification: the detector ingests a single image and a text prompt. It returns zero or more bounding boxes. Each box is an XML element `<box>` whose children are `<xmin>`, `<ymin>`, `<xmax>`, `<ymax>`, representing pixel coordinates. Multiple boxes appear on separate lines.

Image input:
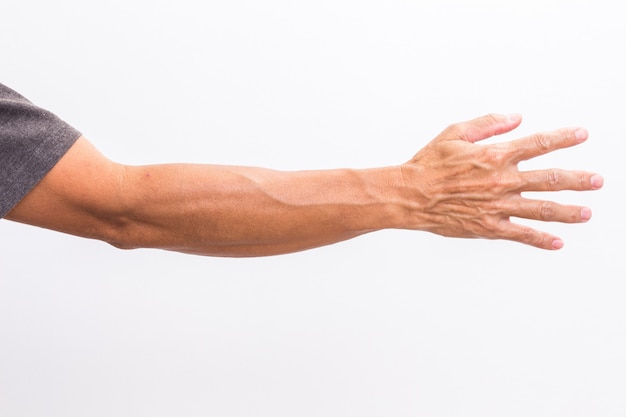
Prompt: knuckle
<box><xmin>519</xmin><ymin>226</ymin><xmax>548</xmax><ymax>247</ymax></box>
<box><xmin>489</xmin><ymin>198</ymin><xmax>506</xmax><ymax>214</ymax></box>
<box><xmin>580</xmin><ymin>174</ymin><xmax>590</xmax><ymax>190</ymax></box>
<box><xmin>505</xmin><ymin>224</ymin><xmax>538</xmax><ymax>245</ymax></box>
<box><xmin>483</xmin><ymin>113</ymin><xmax>500</xmax><ymax>126</ymax></box>
<box><xmin>533</xmin><ymin>132</ymin><xmax>551</xmax><ymax>151</ymax></box>
<box><xmin>486</xmin><ymin>145</ymin><xmax>505</xmax><ymax>163</ymax></box>
<box><xmin>521</xmin><ymin>226</ymin><xmax>536</xmax><ymax>243</ymax></box>
<box><xmin>483</xmin><ymin>214</ymin><xmax>501</xmax><ymax>231</ymax></box>
<box><xmin>441</xmin><ymin>123</ymin><xmax>463</xmax><ymax>140</ymax></box>
<box><xmin>446</xmin><ymin>121</ymin><xmax>464</xmax><ymax>134</ymax></box>
<box><xmin>476</xmin><ymin>219</ymin><xmax>502</xmax><ymax>241</ymax></box>
<box><xmin>537</xmin><ymin>233</ymin><xmax>553</xmax><ymax>249</ymax></box>
<box><xmin>488</xmin><ymin>172</ymin><xmax>519</xmax><ymax>195</ymax></box>
<box><xmin>487</xmin><ymin>174</ymin><xmax>507</xmax><ymax>195</ymax></box>
<box><xmin>546</xmin><ymin>169</ymin><xmax>560</xmax><ymax>190</ymax></box>
<box><xmin>538</xmin><ymin>201</ymin><xmax>556</xmax><ymax>220</ymax></box>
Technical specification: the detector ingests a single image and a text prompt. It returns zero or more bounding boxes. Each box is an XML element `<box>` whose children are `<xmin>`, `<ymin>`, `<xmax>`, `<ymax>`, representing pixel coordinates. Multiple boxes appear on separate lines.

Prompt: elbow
<box><xmin>99</xmin><ymin>165</ymin><xmax>145</xmax><ymax>251</ymax></box>
<box><xmin>96</xmin><ymin>213</ymin><xmax>144</xmax><ymax>251</ymax></box>
<box><xmin>105</xmin><ymin>233</ymin><xmax>141</xmax><ymax>251</ymax></box>
<box><xmin>100</xmin><ymin>191</ymin><xmax>153</xmax><ymax>251</ymax></box>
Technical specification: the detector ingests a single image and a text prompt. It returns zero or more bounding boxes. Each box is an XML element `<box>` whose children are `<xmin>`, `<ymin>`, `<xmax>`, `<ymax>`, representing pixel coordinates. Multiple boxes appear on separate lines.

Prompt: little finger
<box><xmin>497</xmin><ymin>221</ymin><xmax>564</xmax><ymax>250</ymax></box>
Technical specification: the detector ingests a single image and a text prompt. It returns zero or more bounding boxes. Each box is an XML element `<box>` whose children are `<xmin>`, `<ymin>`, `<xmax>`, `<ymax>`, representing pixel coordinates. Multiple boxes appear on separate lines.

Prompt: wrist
<box><xmin>353</xmin><ymin>165</ymin><xmax>411</xmax><ymax>232</ymax></box>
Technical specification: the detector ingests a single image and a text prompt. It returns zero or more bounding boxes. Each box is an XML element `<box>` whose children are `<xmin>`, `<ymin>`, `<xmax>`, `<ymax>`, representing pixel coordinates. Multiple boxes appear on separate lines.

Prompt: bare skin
<box><xmin>6</xmin><ymin>113</ymin><xmax>603</xmax><ymax>257</ymax></box>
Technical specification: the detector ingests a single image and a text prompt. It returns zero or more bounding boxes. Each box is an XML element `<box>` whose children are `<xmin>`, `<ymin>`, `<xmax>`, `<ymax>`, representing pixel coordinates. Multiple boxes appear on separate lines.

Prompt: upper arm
<box><xmin>5</xmin><ymin>136</ymin><xmax>128</xmax><ymax>244</ymax></box>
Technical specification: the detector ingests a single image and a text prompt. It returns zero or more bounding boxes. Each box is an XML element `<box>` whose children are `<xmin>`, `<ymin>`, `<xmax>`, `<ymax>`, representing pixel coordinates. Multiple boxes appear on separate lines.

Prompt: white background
<box><xmin>1</xmin><ymin>0</ymin><xmax>624</xmax><ymax>416</ymax></box>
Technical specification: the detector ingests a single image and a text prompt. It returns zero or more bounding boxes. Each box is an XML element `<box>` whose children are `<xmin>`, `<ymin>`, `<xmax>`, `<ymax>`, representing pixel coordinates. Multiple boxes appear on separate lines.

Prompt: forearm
<box><xmin>115</xmin><ymin>164</ymin><xmax>406</xmax><ymax>257</ymax></box>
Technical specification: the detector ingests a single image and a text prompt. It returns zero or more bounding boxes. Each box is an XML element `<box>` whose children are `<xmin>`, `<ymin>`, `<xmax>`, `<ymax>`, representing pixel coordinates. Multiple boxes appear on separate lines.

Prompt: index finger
<box><xmin>508</xmin><ymin>127</ymin><xmax>588</xmax><ymax>163</ymax></box>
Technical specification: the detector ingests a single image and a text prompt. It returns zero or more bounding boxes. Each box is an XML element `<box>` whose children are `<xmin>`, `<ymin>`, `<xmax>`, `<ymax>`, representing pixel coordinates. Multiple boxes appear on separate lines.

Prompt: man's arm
<box><xmin>5</xmin><ymin>113</ymin><xmax>603</xmax><ymax>257</ymax></box>
<box><xmin>6</xmin><ymin>137</ymin><xmax>404</xmax><ymax>256</ymax></box>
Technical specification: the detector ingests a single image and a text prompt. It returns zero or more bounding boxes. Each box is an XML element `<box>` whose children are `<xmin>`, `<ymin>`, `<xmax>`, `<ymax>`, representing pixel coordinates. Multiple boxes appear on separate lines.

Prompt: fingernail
<box><xmin>552</xmin><ymin>239</ymin><xmax>564</xmax><ymax>250</ymax></box>
<box><xmin>581</xmin><ymin>207</ymin><xmax>592</xmax><ymax>222</ymax></box>
<box><xmin>590</xmin><ymin>174</ymin><xmax>604</xmax><ymax>189</ymax></box>
<box><xmin>575</xmin><ymin>128</ymin><xmax>588</xmax><ymax>142</ymax></box>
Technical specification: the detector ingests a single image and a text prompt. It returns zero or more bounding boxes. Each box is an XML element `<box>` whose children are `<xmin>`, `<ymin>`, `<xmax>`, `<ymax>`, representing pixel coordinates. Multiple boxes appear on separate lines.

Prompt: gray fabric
<box><xmin>0</xmin><ymin>83</ymin><xmax>81</xmax><ymax>218</ymax></box>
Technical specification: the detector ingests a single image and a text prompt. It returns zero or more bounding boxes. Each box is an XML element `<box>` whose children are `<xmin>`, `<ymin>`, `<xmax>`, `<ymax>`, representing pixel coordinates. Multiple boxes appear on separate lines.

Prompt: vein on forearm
<box><xmin>116</xmin><ymin>164</ymin><xmax>401</xmax><ymax>256</ymax></box>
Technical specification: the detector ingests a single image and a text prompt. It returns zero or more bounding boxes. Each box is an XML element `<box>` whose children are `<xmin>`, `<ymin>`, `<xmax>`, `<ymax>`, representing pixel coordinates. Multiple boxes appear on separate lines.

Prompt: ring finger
<box><xmin>504</xmin><ymin>196</ymin><xmax>591</xmax><ymax>223</ymax></box>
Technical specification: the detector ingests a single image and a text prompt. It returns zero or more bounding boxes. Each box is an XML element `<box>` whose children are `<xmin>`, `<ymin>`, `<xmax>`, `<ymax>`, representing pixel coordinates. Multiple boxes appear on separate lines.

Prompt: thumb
<box><xmin>441</xmin><ymin>113</ymin><xmax>523</xmax><ymax>143</ymax></box>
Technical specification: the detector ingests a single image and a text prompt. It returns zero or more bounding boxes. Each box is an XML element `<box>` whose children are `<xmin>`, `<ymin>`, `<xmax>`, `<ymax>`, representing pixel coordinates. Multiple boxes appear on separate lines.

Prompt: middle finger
<box><xmin>518</xmin><ymin>169</ymin><xmax>598</xmax><ymax>192</ymax></box>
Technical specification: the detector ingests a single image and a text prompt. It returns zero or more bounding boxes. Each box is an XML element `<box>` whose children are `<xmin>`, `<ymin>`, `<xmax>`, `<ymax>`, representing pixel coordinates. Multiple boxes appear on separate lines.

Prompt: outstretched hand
<box><xmin>400</xmin><ymin>113</ymin><xmax>603</xmax><ymax>250</ymax></box>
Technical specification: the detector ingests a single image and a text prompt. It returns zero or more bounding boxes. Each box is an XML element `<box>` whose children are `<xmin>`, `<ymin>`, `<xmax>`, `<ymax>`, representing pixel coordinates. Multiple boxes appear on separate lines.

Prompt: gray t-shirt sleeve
<box><xmin>0</xmin><ymin>83</ymin><xmax>81</xmax><ymax>218</ymax></box>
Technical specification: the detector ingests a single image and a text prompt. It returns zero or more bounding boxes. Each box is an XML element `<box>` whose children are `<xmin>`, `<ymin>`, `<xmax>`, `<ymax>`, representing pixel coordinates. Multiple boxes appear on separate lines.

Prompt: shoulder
<box><xmin>0</xmin><ymin>82</ymin><xmax>82</xmax><ymax>217</ymax></box>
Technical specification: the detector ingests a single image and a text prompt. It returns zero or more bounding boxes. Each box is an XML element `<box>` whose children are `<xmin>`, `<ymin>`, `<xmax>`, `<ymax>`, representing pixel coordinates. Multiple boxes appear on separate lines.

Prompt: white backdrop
<box><xmin>1</xmin><ymin>1</ymin><xmax>624</xmax><ymax>416</ymax></box>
